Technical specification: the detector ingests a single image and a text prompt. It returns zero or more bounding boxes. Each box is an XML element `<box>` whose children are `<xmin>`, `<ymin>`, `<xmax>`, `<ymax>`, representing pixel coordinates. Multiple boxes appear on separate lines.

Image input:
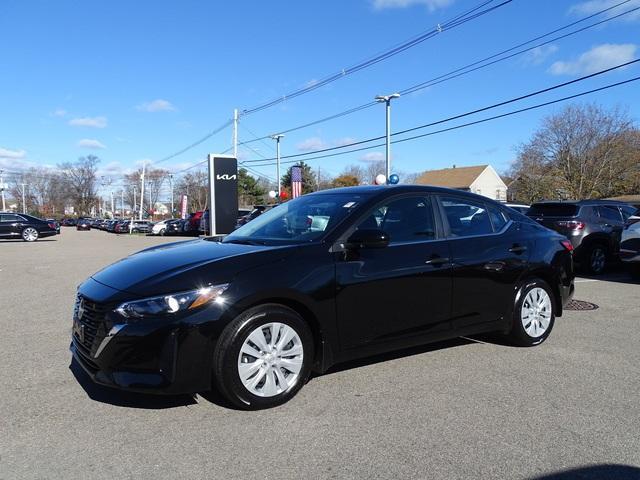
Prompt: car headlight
<box><xmin>115</xmin><ymin>284</ymin><xmax>229</xmax><ymax>319</ymax></box>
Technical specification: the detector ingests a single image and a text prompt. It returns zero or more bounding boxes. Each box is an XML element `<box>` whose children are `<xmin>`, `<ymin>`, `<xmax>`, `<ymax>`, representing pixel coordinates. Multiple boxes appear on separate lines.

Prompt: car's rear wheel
<box><xmin>213</xmin><ymin>304</ymin><xmax>314</xmax><ymax>410</ymax></box>
<box><xmin>507</xmin><ymin>278</ymin><xmax>555</xmax><ymax>347</ymax></box>
<box><xmin>159</xmin><ymin>228</ymin><xmax>166</xmax><ymax>236</ymax></box>
<box><xmin>585</xmin><ymin>244</ymin><xmax>607</xmax><ymax>275</ymax></box>
<box><xmin>22</xmin><ymin>227</ymin><xmax>39</xmax><ymax>242</ymax></box>
<box><xmin>131</xmin><ymin>228</ymin><xmax>139</xmax><ymax>234</ymax></box>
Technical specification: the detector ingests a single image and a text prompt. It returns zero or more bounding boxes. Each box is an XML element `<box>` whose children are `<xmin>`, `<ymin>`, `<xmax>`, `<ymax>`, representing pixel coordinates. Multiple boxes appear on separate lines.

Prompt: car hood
<box><xmin>90</xmin><ymin>239</ymin><xmax>293</xmax><ymax>297</ymax></box>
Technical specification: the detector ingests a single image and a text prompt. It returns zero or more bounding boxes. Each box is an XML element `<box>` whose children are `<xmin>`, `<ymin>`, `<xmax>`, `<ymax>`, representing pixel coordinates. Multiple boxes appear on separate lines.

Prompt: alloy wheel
<box><xmin>521</xmin><ymin>287</ymin><xmax>552</xmax><ymax>338</ymax></box>
<box><xmin>590</xmin><ymin>247</ymin><xmax>606</xmax><ymax>273</ymax></box>
<box><xmin>237</xmin><ymin>322</ymin><xmax>304</xmax><ymax>398</ymax></box>
<box><xmin>22</xmin><ymin>228</ymin><xmax>38</xmax><ymax>242</ymax></box>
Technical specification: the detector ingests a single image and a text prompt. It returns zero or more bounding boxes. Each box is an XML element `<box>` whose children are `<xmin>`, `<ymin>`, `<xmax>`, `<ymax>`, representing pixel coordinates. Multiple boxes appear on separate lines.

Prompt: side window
<box><xmin>440</xmin><ymin>196</ymin><xmax>493</xmax><ymax>237</ymax></box>
<box><xmin>356</xmin><ymin>196</ymin><xmax>436</xmax><ymax>243</ymax></box>
<box><xmin>599</xmin><ymin>206</ymin><xmax>623</xmax><ymax>222</ymax></box>
<box><xmin>0</xmin><ymin>214</ymin><xmax>19</xmax><ymax>222</ymax></box>
<box><xmin>487</xmin><ymin>205</ymin><xmax>508</xmax><ymax>231</ymax></box>
<box><xmin>620</xmin><ymin>205</ymin><xmax>636</xmax><ymax>221</ymax></box>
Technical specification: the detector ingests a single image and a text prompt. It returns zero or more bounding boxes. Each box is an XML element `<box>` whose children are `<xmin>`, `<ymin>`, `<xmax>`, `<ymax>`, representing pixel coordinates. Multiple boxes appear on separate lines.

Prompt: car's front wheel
<box><xmin>159</xmin><ymin>228</ymin><xmax>166</xmax><ymax>236</ymax></box>
<box><xmin>507</xmin><ymin>278</ymin><xmax>555</xmax><ymax>347</ymax></box>
<box><xmin>214</xmin><ymin>304</ymin><xmax>314</xmax><ymax>410</ymax></box>
<box><xmin>22</xmin><ymin>227</ymin><xmax>39</xmax><ymax>242</ymax></box>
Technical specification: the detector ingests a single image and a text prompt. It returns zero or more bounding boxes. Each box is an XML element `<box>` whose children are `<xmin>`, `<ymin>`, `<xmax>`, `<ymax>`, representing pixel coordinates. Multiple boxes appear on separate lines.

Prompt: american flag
<box><xmin>291</xmin><ymin>166</ymin><xmax>303</xmax><ymax>198</ymax></box>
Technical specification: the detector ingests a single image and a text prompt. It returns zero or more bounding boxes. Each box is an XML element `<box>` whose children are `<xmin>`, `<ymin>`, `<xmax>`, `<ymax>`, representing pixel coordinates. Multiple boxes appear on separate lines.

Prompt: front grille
<box><xmin>73</xmin><ymin>294</ymin><xmax>110</xmax><ymax>358</ymax></box>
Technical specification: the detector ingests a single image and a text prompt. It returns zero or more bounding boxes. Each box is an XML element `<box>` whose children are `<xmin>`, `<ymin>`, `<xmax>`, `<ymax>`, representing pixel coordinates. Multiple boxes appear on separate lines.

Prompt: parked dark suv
<box><xmin>527</xmin><ymin>200</ymin><xmax>636</xmax><ymax>274</ymax></box>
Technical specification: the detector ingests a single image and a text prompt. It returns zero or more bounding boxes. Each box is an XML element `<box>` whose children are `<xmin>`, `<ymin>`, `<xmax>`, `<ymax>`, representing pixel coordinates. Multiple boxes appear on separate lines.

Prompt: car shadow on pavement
<box><xmin>0</xmin><ymin>239</ymin><xmax>57</xmax><ymax>243</ymax></box>
<box><xmin>530</xmin><ymin>464</ymin><xmax>640</xmax><ymax>479</ymax></box>
<box><xmin>69</xmin><ymin>359</ymin><xmax>198</xmax><ymax>409</ymax></box>
<box><xmin>319</xmin><ymin>337</ymin><xmax>476</xmax><ymax>377</ymax></box>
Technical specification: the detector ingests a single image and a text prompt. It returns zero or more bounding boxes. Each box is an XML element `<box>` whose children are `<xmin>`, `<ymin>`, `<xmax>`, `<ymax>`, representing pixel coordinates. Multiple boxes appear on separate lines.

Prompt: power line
<box><xmin>238</xmin><ymin>0</ymin><xmax>638</xmax><ymax>147</ymax></box>
<box><xmin>245</xmin><ymin>75</ymin><xmax>640</xmax><ymax>168</ymax></box>
<box><xmin>242</xmin><ymin>58</ymin><xmax>640</xmax><ymax>164</ymax></box>
<box><xmin>240</xmin><ymin>0</ymin><xmax>512</xmax><ymax>116</ymax></box>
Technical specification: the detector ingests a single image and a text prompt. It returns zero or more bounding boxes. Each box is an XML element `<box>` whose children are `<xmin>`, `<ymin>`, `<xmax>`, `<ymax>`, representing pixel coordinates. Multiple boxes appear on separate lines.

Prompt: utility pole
<box><xmin>0</xmin><ymin>169</ymin><xmax>6</xmax><ymax>211</ymax></box>
<box><xmin>233</xmin><ymin>108</ymin><xmax>239</xmax><ymax>159</ymax></box>
<box><xmin>169</xmin><ymin>173</ymin><xmax>174</xmax><ymax>217</ymax></box>
<box><xmin>110</xmin><ymin>191</ymin><xmax>114</xmax><ymax>217</ymax></box>
<box><xmin>317</xmin><ymin>166</ymin><xmax>321</xmax><ymax>191</ymax></box>
<box><xmin>271</xmin><ymin>134</ymin><xmax>284</xmax><ymax>196</ymax></box>
<box><xmin>148</xmin><ymin>180</ymin><xmax>152</xmax><ymax>220</ymax></box>
<box><xmin>21</xmin><ymin>183</ymin><xmax>27</xmax><ymax>213</ymax></box>
<box><xmin>120</xmin><ymin>190</ymin><xmax>124</xmax><ymax>217</ymax></box>
<box><xmin>139</xmin><ymin>162</ymin><xmax>146</xmax><ymax>220</ymax></box>
<box><xmin>133</xmin><ymin>185</ymin><xmax>137</xmax><ymax>217</ymax></box>
<box><xmin>375</xmin><ymin>93</ymin><xmax>400</xmax><ymax>183</ymax></box>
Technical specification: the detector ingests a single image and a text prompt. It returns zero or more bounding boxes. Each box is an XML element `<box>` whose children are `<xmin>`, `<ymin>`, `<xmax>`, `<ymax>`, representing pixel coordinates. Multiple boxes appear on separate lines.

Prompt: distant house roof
<box><xmin>414</xmin><ymin>165</ymin><xmax>489</xmax><ymax>189</ymax></box>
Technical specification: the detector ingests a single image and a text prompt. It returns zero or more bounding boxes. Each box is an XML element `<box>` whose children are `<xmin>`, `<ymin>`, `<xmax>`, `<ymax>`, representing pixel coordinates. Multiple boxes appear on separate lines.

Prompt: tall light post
<box><xmin>0</xmin><ymin>169</ymin><xmax>6</xmax><ymax>211</ymax></box>
<box><xmin>375</xmin><ymin>93</ymin><xmax>400</xmax><ymax>183</ymax></box>
<box><xmin>133</xmin><ymin>185</ymin><xmax>137</xmax><ymax>217</ymax></box>
<box><xmin>169</xmin><ymin>173</ymin><xmax>174</xmax><ymax>217</ymax></box>
<box><xmin>21</xmin><ymin>183</ymin><xmax>27</xmax><ymax>213</ymax></box>
<box><xmin>271</xmin><ymin>134</ymin><xmax>284</xmax><ymax>196</ymax></box>
<box><xmin>139</xmin><ymin>161</ymin><xmax>146</xmax><ymax>220</ymax></box>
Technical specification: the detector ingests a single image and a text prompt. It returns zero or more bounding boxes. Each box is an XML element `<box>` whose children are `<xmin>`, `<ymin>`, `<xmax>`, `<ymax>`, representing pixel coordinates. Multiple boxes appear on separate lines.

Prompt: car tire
<box><xmin>585</xmin><ymin>244</ymin><xmax>607</xmax><ymax>275</ymax></box>
<box><xmin>213</xmin><ymin>304</ymin><xmax>314</xmax><ymax>410</ymax></box>
<box><xmin>131</xmin><ymin>228</ymin><xmax>139</xmax><ymax>234</ymax></box>
<box><xmin>159</xmin><ymin>228</ymin><xmax>166</xmax><ymax>236</ymax></box>
<box><xmin>22</xmin><ymin>227</ymin><xmax>39</xmax><ymax>242</ymax></box>
<box><xmin>506</xmin><ymin>278</ymin><xmax>555</xmax><ymax>347</ymax></box>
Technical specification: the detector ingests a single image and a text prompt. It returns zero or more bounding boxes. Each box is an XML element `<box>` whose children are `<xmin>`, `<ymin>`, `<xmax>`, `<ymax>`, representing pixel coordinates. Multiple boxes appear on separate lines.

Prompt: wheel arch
<box><xmin>518</xmin><ymin>268</ymin><xmax>563</xmax><ymax>317</ymax></box>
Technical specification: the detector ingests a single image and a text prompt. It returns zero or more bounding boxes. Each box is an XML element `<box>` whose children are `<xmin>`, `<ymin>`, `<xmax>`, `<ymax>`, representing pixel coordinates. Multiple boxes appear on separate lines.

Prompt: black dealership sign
<box><xmin>207</xmin><ymin>154</ymin><xmax>238</xmax><ymax>235</ymax></box>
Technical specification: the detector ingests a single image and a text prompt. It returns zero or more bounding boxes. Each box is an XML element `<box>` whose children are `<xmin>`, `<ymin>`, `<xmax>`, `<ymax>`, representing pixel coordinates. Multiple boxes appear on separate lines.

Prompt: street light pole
<box><xmin>139</xmin><ymin>162</ymin><xmax>146</xmax><ymax>220</ymax></box>
<box><xmin>0</xmin><ymin>169</ymin><xmax>6</xmax><ymax>211</ymax></box>
<box><xmin>375</xmin><ymin>93</ymin><xmax>400</xmax><ymax>183</ymax></box>
<box><xmin>271</xmin><ymin>134</ymin><xmax>284</xmax><ymax>196</ymax></box>
<box><xmin>169</xmin><ymin>173</ymin><xmax>174</xmax><ymax>216</ymax></box>
<box><xmin>21</xmin><ymin>183</ymin><xmax>27</xmax><ymax>213</ymax></box>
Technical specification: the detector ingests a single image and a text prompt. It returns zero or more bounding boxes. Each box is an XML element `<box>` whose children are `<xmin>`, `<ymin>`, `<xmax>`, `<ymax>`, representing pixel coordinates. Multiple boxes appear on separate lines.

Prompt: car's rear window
<box><xmin>527</xmin><ymin>204</ymin><xmax>579</xmax><ymax>217</ymax></box>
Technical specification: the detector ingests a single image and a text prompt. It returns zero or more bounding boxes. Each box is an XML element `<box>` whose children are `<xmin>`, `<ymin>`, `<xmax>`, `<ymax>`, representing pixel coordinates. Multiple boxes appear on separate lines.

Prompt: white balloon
<box><xmin>268</xmin><ymin>190</ymin><xmax>277</xmax><ymax>198</ymax></box>
<box><xmin>375</xmin><ymin>174</ymin><xmax>387</xmax><ymax>185</ymax></box>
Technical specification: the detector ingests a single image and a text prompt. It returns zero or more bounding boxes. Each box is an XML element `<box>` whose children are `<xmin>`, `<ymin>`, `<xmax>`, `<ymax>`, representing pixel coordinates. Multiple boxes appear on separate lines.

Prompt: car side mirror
<box><xmin>345</xmin><ymin>229</ymin><xmax>390</xmax><ymax>249</ymax></box>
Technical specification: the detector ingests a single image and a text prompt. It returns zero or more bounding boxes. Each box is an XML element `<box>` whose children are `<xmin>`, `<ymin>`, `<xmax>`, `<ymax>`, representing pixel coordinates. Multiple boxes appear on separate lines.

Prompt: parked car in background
<box><xmin>0</xmin><ymin>213</ymin><xmax>58</xmax><ymax>241</ymax></box>
<box><xmin>105</xmin><ymin>220</ymin><xmax>118</xmax><ymax>232</ymax></box>
<box><xmin>130</xmin><ymin>220</ymin><xmax>152</xmax><ymax>234</ymax></box>
<box><xmin>625</xmin><ymin>208</ymin><xmax>640</xmax><ymax>226</ymax></box>
<box><xmin>620</xmin><ymin>219</ymin><xmax>640</xmax><ymax>278</ymax></box>
<box><xmin>113</xmin><ymin>221</ymin><xmax>129</xmax><ymax>234</ymax></box>
<box><xmin>164</xmin><ymin>218</ymin><xmax>187</xmax><ymax>235</ymax></box>
<box><xmin>505</xmin><ymin>203</ymin><xmax>530</xmax><ymax>214</ymax></box>
<box><xmin>151</xmin><ymin>218</ymin><xmax>174</xmax><ymax>236</ymax></box>
<box><xmin>527</xmin><ymin>200</ymin><xmax>632</xmax><ymax>274</ymax></box>
<box><xmin>76</xmin><ymin>218</ymin><xmax>91</xmax><ymax>231</ymax></box>
<box><xmin>71</xmin><ymin>185</ymin><xmax>575</xmax><ymax>409</ymax></box>
<box><xmin>184</xmin><ymin>211</ymin><xmax>203</xmax><ymax>236</ymax></box>
<box><xmin>62</xmin><ymin>218</ymin><xmax>77</xmax><ymax>226</ymax></box>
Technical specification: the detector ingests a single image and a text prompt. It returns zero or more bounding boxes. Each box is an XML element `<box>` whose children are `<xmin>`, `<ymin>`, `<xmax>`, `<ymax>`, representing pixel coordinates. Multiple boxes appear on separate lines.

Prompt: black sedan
<box><xmin>76</xmin><ymin>218</ymin><xmax>91</xmax><ymax>231</ymax></box>
<box><xmin>0</xmin><ymin>213</ymin><xmax>58</xmax><ymax>241</ymax></box>
<box><xmin>70</xmin><ymin>186</ymin><xmax>575</xmax><ymax>409</ymax></box>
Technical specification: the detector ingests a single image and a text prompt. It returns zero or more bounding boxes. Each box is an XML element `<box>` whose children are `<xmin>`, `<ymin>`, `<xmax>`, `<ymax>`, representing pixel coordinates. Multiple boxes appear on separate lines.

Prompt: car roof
<box><xmin>532</xmin><ymin>199</ymin><xmax>629</xmax><ymax>206</ymax></box>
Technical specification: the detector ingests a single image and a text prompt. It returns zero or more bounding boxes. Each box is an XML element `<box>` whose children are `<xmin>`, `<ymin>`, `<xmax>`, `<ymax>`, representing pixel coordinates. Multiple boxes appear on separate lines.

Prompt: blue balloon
<box><xmin>388</xmin><ymin>174</ymin><xmax>400</xmax><ymax>185</ymax></box>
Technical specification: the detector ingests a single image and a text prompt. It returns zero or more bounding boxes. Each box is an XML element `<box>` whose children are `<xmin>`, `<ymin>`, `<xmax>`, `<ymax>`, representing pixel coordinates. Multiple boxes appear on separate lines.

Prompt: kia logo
<box><xmin>216</xmin><ymin>174</ymin><xmax>237</xmax><ymax>180</ymax></box>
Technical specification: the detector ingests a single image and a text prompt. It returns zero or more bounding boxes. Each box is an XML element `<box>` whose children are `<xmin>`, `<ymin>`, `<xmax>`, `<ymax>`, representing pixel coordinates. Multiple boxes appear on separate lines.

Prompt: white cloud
<box><xmin>373</xmin><ymin>0</ymin><xmax>454</xmax><ymax>11</ymax></box>
<box><xmin>304</xmin><ymin>79</ymin><xmax>319</xmax><ymax>89</ymax></box>
<box><xmin>549</xmin><ymin>43</ymin><xmax>637</xmax><ymax>75</ymax></box>
<box><xmin>0</xmin><ymin>147</ymin><xmax>27</xmax><ymax>159</ymax></box>
<box><xmin>136</xmin><ymin>99</ymin><xmax>176</xmax><ymax>112</ymax></box>
<box><xmin>69</xmin><ymin>116</ymin><xmax>108</xmax><ymax>128</ymax></box>
<box><xmin>570</xmin><ymin>0</ymin><xmax>640</xmax><ymax>21</ymax></box>
<box><xmin>522</xmin><ymin>44</ymin><xmax>559</xmax><ymax>66</ymax></box>
<box><xmin>77</xmin><ymin>139</ymin><xmax>106</xmax><ymax>149</ymax></box>
<box><xmin>360</xmin><ymin>152</ymin><xmax>385</xmax><ymax>162</ymax></box>
<box><xmin>51</xmin><ymin>108</ymin><xmax>67</xmax><ymax>117</ymax></box>
<box><xmin>334</xmin><ymin>137</ymin><xmax>358</xmax><ymax>147</ymax></box>
<box><xmin>297</xmin><ymin>137</ymin><xmax>328</xmax><ymax>152</ymax></box>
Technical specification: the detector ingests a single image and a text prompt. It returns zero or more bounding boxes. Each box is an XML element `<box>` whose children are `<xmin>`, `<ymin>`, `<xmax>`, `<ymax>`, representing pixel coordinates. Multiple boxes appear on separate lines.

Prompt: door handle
<box><xmin>425</xmin><ymin>256</ymin><xmax>450</xmax><ymax>266</ymax></box>
<box><xmin>508</xmin><ymin>244</ymin><xmax>527</xmax><ymax>254</ymax></box>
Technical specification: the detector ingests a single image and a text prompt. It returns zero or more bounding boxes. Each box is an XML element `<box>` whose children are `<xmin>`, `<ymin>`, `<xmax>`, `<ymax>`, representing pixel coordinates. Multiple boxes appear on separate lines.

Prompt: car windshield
<box><xmin>223</xmin><ymin>193</ymin><xmax>365</xmax><ymax>245</ymax></box>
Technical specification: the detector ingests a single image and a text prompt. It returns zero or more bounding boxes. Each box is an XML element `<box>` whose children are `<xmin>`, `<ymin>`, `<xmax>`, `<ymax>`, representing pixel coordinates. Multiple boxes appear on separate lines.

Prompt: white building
<box><xmin>415</xmin><ymin>164</ymin><xmax>507</xmax><ymax>201</ymax></box>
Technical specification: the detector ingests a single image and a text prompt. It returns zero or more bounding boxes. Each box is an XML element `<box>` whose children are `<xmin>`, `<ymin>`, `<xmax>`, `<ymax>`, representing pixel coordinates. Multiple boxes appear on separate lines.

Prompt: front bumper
<box><xmin>69</xmin><ymin>285</ymin><xmax>231</xmax><ymax>395</ymax></box>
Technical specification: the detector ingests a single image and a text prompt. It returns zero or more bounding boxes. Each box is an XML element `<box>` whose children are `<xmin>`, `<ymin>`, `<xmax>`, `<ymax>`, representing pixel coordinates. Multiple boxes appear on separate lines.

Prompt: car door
<box><xmin>0</xmin><ymin>214</ymin><xmax>23</xmax><ymax>237</ymax></box>
<box><xmin>437</xmin><ymin>195</ymin><xmax>531</xmax><ymax>330</ymax></box>
<box><xmin>335</xmin><ymin>194</ymin><xmax>453</xmax><ymax>349</ymax></box>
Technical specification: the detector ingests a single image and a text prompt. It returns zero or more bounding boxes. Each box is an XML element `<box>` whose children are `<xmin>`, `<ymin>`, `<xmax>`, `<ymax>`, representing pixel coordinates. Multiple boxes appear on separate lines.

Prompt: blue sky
<box><xmin>0</xmin><ymin>0</ymin><xmax>638</xmax><ymax>190</ymax></box>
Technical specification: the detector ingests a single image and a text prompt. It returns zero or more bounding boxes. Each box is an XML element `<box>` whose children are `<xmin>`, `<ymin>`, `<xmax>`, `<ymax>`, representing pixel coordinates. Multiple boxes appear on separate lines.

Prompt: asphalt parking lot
<box><xmin>1</xmin><ymin>229</ymin><xmax>639</xmax><ymax>479</ymax></box>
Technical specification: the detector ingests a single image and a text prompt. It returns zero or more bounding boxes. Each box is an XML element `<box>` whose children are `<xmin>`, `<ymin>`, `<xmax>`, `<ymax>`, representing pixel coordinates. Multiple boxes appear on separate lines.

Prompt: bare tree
<box><xmin>57</xmin><ymin>156</ymin><xmax>100</xmax><ymax>215</ymax></box>
<box><xmin>175</xmin><ymin>171</ymin><xmax>208</xmax><ymax>212</ymax></box>
<box><xmin>510</xmin><ymin>103</ymin><xmax>638</xmax><ymax>201</ymax></box>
